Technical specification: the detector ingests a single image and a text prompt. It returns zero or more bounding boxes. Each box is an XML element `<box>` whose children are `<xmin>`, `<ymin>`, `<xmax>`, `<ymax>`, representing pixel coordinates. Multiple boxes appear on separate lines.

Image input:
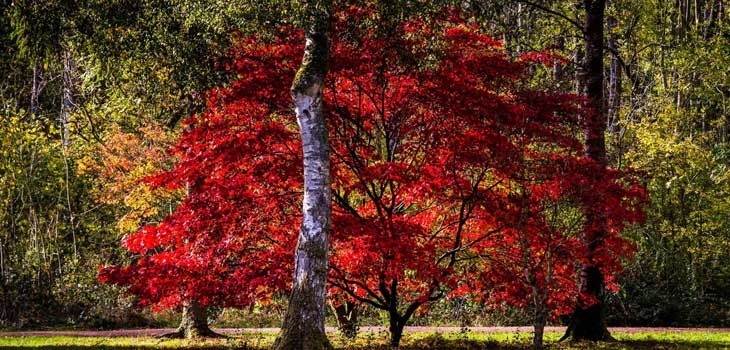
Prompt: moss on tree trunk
<box><xmin>274</xmin><ymin>1</ymin><xmax>333</xmax><ymax>350</ymax></box>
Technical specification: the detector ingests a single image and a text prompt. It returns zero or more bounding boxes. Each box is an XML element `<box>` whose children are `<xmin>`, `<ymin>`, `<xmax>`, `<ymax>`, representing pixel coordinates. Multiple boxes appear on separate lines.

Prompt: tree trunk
<box><xmin>574</xmin><ymin>48</ymin><xmax>585</xmax><ymax>94</ymax></box>
<box><xmin>330</xmin><ymin>299</ymin><xmax>359</xmax><ymax>339</ymax></box>
<box><xmin>158</xmin><ymin>300</ymin><xmax>222</xmax><ymax>339</ymax></box>
<box><xmin>60</xmin><ymin>48</ymin><xmax>75</xmax><ymax>147</ymax></box>
<box><xmin>607</xmin><ymin>15</ymin><xmax>624</xmax><ymax>167</ymax></box>
<box><xmin>388</xmin><ymin>310</ymin><xmax>405</xmax><ymax>348</ymax></box>
<box><xmin>583</xmin><ymin>0</ymin><xmax>607</xmax><ymax>166</ymax></box>
<box><xmin>564</xmin><ymin>0</ymin><xmax>614</xmax><ymax>342</ymax></box>
<box><xmin>60</xmin><ymin>47</ymin><xmax>78</xmax><ymax>259</ymax></box>
<box><xmin>275</xmin><ymin>2</ymin><xmax>332</xmax><ymax>350</ymax></box>
<box><xmin>607</xmin><ymin>16</ymin><xmax>621</xmax><ymax>133</ymax></box>
<box><xmin>532</xmin><ymin>303</ymin><xmax>548</xmax><ymax>350</ymax></box>
<box><xmin>31</xmin><ymin>61</ymin><xmax>43</xmax><ymax>116</ymax></box>
<box><xmin>570</xmin><ymin>267</ymin><xmax>612</xmax><ymax>340</ymax></box>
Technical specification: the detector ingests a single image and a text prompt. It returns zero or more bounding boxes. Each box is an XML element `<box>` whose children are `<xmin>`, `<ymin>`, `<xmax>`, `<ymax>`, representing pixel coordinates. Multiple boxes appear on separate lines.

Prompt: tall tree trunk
<box><xmin>60</xmin><ymin>49</ymin><xmax>75</xmax><ymax>147</ymax></box>
<box><xmin>158</xmin><ymin>300</ymin><xmax>221</xmax><ymax>339</ymax></box>
<box><xmin>30</xmin><ymin>61</ymin><xmax>43</xmax><ymax>116</ymax></box>
<box><xmin>564</xmin><ymin>0</ymin><xmax>614</xmax><ymax>342</ymax></box>
<box><xmin>606</xmin><ymin>16</ymin><xmax>621</xmax><ymax>133</ymax></box>
<box><xmin>607</xmin><ymin>15</ymin><xmax>624</xmax><ymax>167</ymax></box>
<box><xmin>60</xmin><ymin>47</ymin><xmax>78</xmax><ymax>259</ymax></box>
<box><xmin>574</xmin><ymin>48</ymin><xmax>585</xmax><ymax>94</ymax></box>
<box><xmin>275</xmin><ymin>1</ymin><xmax>332</xmax><ymax>350</ymax></box>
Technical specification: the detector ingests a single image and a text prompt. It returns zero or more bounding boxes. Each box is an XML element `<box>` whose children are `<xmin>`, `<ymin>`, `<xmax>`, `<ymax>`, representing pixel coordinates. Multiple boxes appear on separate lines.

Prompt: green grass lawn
<box><xmin>0</xmin><ymin>331</ymin><xmax>728</xmax><ymax>349</ymax></box>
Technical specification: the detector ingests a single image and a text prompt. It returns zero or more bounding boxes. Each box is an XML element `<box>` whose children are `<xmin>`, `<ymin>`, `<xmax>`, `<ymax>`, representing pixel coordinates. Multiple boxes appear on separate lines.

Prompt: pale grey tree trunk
<box><xmin>607</xmin><ymin>15</ymin><xmax>621</xmax><ymax>133</ymax></box>
<box><xmin>60</xmin><ymin>49</ymin><xmax>75</xmax><ymax>147</ymax></box>
<box><xmin>275</xmin><ymin>1</ymin><xmax>332</xmax><ymax>349</ymax></box>
<box><xmin>607</xmin><ymin>14</ymin><xmax>625</xmax><ymax>167</ymax></box>
<box><xmin>60</xmin><ymin>47</ymin><xmax>78</xmax><ymax>258</ymax></box>
<box><xmin>31</xmin><ymin>61</ymin><xmax>44</xmax><ymax>116</ymax></box>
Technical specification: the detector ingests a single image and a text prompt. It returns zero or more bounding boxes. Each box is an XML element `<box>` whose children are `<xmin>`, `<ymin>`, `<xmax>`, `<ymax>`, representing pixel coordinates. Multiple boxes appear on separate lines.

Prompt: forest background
<box><xmin>0</xmin><ymin>0</ymin><xmax>729</xmax><ymax>332</ymax></box>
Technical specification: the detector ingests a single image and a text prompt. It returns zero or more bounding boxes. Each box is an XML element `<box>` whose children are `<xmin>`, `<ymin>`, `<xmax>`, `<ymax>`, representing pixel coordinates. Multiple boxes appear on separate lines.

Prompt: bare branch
<box><xmin>517</xmin><ymin>0</ymin><xmax>585</xmax><ymax>34</ymax></box>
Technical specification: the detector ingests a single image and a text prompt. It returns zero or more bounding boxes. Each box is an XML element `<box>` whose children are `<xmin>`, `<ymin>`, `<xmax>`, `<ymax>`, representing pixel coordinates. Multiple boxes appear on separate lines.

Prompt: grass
<box><xmin>0</xmin><ymin>331</ymin><xmax>729</xmax><ymax>349</ymax></box>
<box><xmin>0</xmin><ymin>334</ymin><xmax>273</xmax><ymax>349</ymax></box>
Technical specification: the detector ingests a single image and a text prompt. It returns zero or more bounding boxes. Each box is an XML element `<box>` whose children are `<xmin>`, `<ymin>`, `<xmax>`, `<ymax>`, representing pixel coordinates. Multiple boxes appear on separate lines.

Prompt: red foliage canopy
<box><xmin>98</xmin><ymin>29</ymin><xmax>303</xmax><ymax>310</ymax></box>
<box><xmin>325</xmin><ymin>8</ymin><xmax>645</xmax><ymax>332</ymax></box>
<box><xmin>99</xmin><ymin>8</ymin><xmax>646</xmax><ymax>334</ymax></box>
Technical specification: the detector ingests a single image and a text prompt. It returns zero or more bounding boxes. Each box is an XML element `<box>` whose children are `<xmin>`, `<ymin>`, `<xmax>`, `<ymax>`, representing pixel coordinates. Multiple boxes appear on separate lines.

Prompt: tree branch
<box><xmin>517</xmin><ymin>0</ymin><xmax>585</xmax><ymax>34</ymax></box>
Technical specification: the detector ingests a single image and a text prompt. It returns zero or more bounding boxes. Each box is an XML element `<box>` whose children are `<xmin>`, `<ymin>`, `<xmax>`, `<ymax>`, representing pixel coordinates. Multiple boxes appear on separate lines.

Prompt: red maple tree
<box><xmin>99</xmin><ymin>8</ymin><xmax>646</xmax><ymax>347</ymax></box>
<box><xmin>98</xmin><ymin>30</ymin><xmax>303</xmax><ymax>336</ymax></box>
<box><xmin>325</xmin><ymin>9</ymin><xmax>645</xmax><ymax>348</ymax></box>
<box><xmin>471</xmin><ymin>153</ymin><xmax>645</xmax><ymax>348</ymax></box>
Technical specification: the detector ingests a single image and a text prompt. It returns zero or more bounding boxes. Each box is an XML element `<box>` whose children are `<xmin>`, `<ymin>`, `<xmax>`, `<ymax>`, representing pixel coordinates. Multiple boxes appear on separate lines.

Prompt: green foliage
<box><xmin>71</xmin><ymin>0</ymin><xmax>296</xmax><ymax>130</ymax></box>
<box><xmin>604</xmin><ymin>0</ymin><xmax>730</xmax><ymax>327</ymax></box>
<box><xmin>0</xmin><ymin>112</ymin><xmax>115</xmax><ymax>327</ymax></box>
<box><xmin>0</xmin><ymin>0</ymin><xmax>311</xmax><ymax>330</ymax></box>
<box><xmin>617</xmin><ymin>105</ymin><xmax>730</xmax><ymax>326</ymax></box>
<box><xmin>8</xmin><ymin>0</ymin><xmax>73</xmax><ymax>60</ymax></box>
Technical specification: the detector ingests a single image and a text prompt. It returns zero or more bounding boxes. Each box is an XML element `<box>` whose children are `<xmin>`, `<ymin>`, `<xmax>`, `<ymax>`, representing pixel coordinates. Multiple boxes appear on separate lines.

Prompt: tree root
<box><xmin>156</xmin><ymin>327</ymin><xmax>226</xmax><ymax>339</ymax></box>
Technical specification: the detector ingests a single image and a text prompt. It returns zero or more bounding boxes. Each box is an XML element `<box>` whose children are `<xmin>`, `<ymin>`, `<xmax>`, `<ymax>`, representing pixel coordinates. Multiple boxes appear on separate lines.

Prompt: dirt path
<box><xmin>2</xmin><ymin>326</ymin><xmax>730</xmax><ymax>337</ymax></box>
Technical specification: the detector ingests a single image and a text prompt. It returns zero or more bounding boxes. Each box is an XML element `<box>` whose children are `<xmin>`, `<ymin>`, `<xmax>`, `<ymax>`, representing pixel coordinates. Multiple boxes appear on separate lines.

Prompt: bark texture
<box><xmin>158</xmin><ymin>300</ymin><xmax>222</xmax><ymax>339</ymax></box>
<box><xmin>564</xmin><ymin>0</ymin><xmax>614</xmax><ymax>342</ymax></box>
<box><xmin>274</xmin><ymin>2</ymin><xmax>333</xmax><ymax>350</ymax></box>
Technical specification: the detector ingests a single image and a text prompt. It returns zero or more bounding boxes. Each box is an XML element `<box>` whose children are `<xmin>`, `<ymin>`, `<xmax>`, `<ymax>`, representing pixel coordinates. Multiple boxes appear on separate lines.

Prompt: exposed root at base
<box><xmin>155</xmin><ymin>328</ymin><xmax>226</xmax><ymax>339</ymax></box>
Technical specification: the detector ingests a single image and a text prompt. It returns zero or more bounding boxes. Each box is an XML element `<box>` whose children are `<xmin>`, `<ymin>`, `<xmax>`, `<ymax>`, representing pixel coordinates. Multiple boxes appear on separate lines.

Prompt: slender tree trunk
<box><xmin>158</xmin><ymin>300</ymin><xmax>222</xmax><ymax>339</ymax></box>
<box><xmin>607</xmin><ymin>16</ymin><xmax>621</xmax><ymax>133</ymax></box>
<box><xmin>60</xmin><ymin>47</ymin><xmax>78</xmax><ymax>259</ymax></box>
<box><xmin>0</xmin><ymin>238</ymin><xmax>5</xmax><ymax>325</ymax></box>
<box><xmin>553</xmin><ymin>36</ymin><xmax>565</xmax><ymax>85</ymax></box>
<box><xmin>564</xmin><ymin>0</ymin><xmax>614</xmax><ymax>342</ymax></box>
<box><xmin>583</xmin><ymin>0</ymin><xmax>607</xmax><ymax>166</ymax></box>
<box><xmin>60</xmin><ymin>49</ymin><xmax>75</xmax><ymax>147</ymax></box>
<box><xmin>275</xmin><ymin>2</ymin><xmax>332</xmax><ymax>349</ymax></box>
<box><xmin>515</xmin><ymin>2</ymin><xmax>524</xmax><ymax>54</ymax></box>
<box><xmin>607</xmin><ymin>14</ymin><xmax>624</xmax><ymax>167</ymax></box>
<box><xmin>574</xmin><ymin>48</ymin><xmax>585</xmax><ymax>94</ymax></box>
<box><xmin>532</xmin><ymin>299</ymin><xmax>548</xmax><ymax>350</ymax></box>
<box><xmin>31</xmin><ymin>61</ymin><xmax>43</xmax><ymax>116</ymax></box>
